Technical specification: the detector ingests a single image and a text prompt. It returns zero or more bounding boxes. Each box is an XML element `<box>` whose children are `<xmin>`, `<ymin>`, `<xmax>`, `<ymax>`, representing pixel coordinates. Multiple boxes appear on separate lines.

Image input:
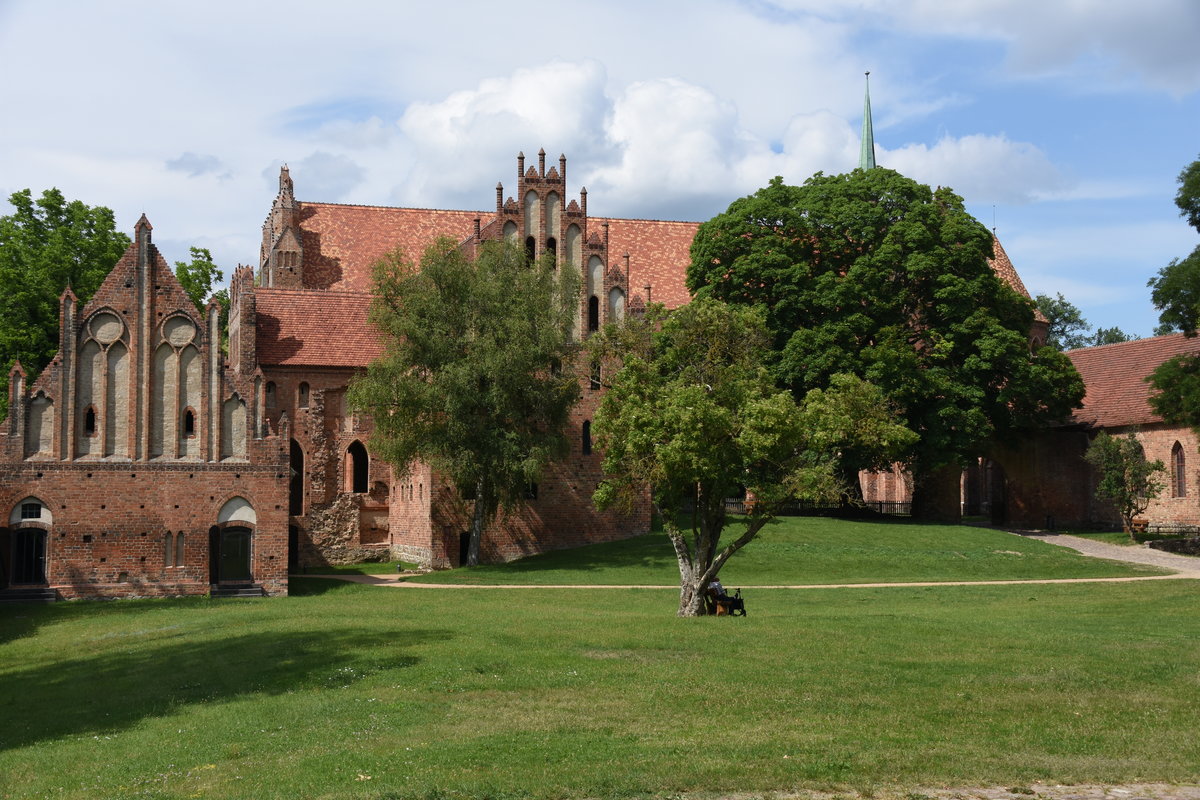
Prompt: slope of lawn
<box><xmin>2</xmin><ymin>577</ymin><xmax>1198</xmax><ymax>800</ymax></box>
<box><xmin>401</xmin><ymin>517</ymin><xmax>1172</xmax><ymax>585</ymax></box>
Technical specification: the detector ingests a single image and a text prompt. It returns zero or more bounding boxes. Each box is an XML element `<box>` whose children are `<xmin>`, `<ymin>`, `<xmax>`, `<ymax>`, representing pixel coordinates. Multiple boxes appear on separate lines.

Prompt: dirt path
<box><xmin>303</xmin><ymin>529</ymin><xmax>1200</xmax><ymax>589</ymax></box>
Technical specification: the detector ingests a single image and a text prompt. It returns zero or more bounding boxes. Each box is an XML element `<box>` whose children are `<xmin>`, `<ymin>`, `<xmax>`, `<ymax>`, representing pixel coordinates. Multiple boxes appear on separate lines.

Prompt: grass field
<box><xmin>400</xmin><ymin>516</ymin><xmax>1170</xmax><ymax>585</ymax></box>
<box><xmin>2</xmin><ymin>519</ymin><xmax>1198</xmax><ymax>800</ymax></box>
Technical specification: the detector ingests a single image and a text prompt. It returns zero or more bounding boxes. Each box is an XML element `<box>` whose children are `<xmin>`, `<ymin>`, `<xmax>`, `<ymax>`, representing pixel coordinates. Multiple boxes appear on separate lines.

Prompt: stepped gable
<box><xmin>990</xmin><ymin>234</ymin><xmax>1047</xmax><ymax>323</ymax></box>
<box><xmin>1067</xmin><ymin>333</ymin><xmax>1200</xmax><ymax>428</ymax></box>
<box><xmin>255</xmin><ymin>288</ymin><xmax>382</xmax><ymax>367</ymax></box>
<box><xmin>297</xmin><ymin>203</ymin><xmax>483</xmax><ymax>292</ymax></box>
<box><xmin>596</xmin><ymin>217</ymin><xmax>699</xmax><ymax>310</ymax></box>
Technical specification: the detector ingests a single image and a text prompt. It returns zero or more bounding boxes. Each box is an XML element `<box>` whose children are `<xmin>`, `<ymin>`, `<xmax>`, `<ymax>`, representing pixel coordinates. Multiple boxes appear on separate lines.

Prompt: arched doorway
<box><xmin>210</xmin><ymin>497</ymin><xmax>257</xmax><ymax>585</ymax></box>
<box><xmin>346</xmin><ymin>441</ymin><xmax>368</xmax><ymax>494</ymax></box>
<box><xmin>6</xmin><ymin>498</ymin><xmax>51</xmax><ymax>588</ymax></box>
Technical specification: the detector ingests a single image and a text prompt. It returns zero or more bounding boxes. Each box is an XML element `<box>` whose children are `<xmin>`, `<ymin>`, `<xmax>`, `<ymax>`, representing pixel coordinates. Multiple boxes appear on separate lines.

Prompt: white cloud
<box><xmin>165</xmin><ymin>153</ymin><xmax>228</xmax><ymax>179</ymax></box>
<box><xmin>881</xmin><ymin>134</ymin><xmax>1069</xmax><ymax>204</ymax></box>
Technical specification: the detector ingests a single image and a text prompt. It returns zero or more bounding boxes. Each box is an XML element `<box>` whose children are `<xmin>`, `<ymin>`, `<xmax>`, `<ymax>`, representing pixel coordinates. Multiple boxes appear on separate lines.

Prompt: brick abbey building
<box><xmin>2</xmin><ymin>147</ymin><xmax>1193</xmax><ymax>600</ymax></box>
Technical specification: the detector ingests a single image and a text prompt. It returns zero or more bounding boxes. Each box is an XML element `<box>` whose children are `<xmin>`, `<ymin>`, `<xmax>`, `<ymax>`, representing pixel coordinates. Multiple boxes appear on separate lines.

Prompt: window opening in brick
<box><xmin>587</xmin><ymin>296</ymin><xmax>599</xmax><ymax>332</ymax></box>
<box><xmin>175</xmin><ymin>532</ymin><xmax>185</xmax><ymax>567</ymax></box>
<box><xmin>21</xmin><ymin>502</ymin><xmax>41</xmax><ymax>520</ymax></box>
<box><xmin>182</xmin><ymin>408</ymin><xmax>196</xmax><ymax>437</ymax></box>
<box><xmin>347</xmin><ymin>440</ymin><xmax>369</xmax><ymax>493</ymax></box>
<box><xmin>582</xmin><ymin>420</ymin><xmax>592</xmax><ymax>455</ymax></box>
<box><xmin>298</xmin><ymin>382</ymin><xmax>310</xmax><ymax>408</ymax></box>
<box><xmin>164</xmin><ymin>532</ymin><xmax>174</xmax><ymax>567</ymax></box>
<box><xmin>84</xmin><ymin>405</ymin><xmax>97</xmax><ymax>436</ymax></box>
<box><xmin>290</xmin><ymin>439</ymin><xmax>305</xmax><ymax>516</ymax></box>
<box><xmin>546</xmin><ymin>237</ymin><xmax>557</xmax><ymax>260</ymax></box>
<box><xmin>1173</xmin><ymin>441</ymin><xmax>1187</xmax><ymax>498</ymax></box>
<box><xmin>524</xmin><ymin>482</ymin><xmax>538</xmax><ymax>500</ymax></box>
<box><xmin>265</xmin><ymin>381</ymin><xmax>277</xmax><ymax>408</ymax></box>
<box><xmin>525</xmin><ymin>236</ymin><xmax>536</xmax><ymax>263</ymax></box>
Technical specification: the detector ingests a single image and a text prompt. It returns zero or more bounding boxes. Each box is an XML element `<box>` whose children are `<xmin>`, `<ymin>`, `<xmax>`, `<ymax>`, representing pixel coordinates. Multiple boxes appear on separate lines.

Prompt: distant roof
<box><xmin>1067</xmin><ymin>333</ymin><xmax>1200</xmax><ymax>428</ymax></box>
<box><xmin>990</xmin><ymin>235</ymin><xmax>1046</xmax><ymax>323</ymax></box>
<box><xmin>255</xmin><ymin>288</ymin><xmax>381</xmax><ymax>367</ymax></box>
<box><xmin>295</xmin><ymin>200</ymin><xmax>701</xmax><ymax>307</ymax></box>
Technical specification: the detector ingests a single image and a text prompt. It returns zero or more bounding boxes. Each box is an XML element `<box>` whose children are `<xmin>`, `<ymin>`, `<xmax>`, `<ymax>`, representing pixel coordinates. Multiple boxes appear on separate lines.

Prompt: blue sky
<box><xmin>1</xmin><ymin>0</ymin><xmax>1197</xmax><ymax>338</ymax></box>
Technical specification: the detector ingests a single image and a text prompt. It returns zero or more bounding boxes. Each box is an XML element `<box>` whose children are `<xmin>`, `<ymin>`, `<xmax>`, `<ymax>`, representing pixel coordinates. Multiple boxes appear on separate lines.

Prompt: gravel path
<box><xmin>1009</xmin><ymin>530</ymin><xmax>1200</xmax><ymax>575</ymax></box>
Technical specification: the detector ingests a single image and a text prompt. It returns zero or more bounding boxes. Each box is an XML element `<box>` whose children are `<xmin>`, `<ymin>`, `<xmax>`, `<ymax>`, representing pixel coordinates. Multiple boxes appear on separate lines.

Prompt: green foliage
<box><xmin>590</xmin><ymin>297</ymin><xmax>912</xmax><ymax>614</ymax></box>
<box><xmin>1146</xmin><ymin>157</ymin><xmax>1200</xmax><ymax>425</ymax></box>
<box><xmin>174</xmin><ymin>246</ymin><xmax>230</xmax><ymax>347</ymax></box>
<box><xmin>0</xmin><ymin>188</ymin><xmax>130</xmax><ymax>419</ymax></box>
<box><xmin>686</xmin><ymin>170</ymin><xmax>1085</xmax><ymax>499</ymax></box>
<box><xmin>1176</xmin><ymin>154</ymin><xmax>1200</xmax><ymax>233</ymax></box>
<box><xmin>1090</xmin><ymin>325</ymin><xmax>1136</xmax><ymax>346</ymax></box>
<box><xmin>1035</xmin><ymin>292</ymin><xmax>1093</xmax><ymax>350</ymax></box>
<box><xmin>348</xmin><ymin>237</ymin><xmax>580</xmax><ymax>565</ymax></box>
<box><xmin>1082</xmin><ymin>431</ymin><xmax>1166</xmax><ymax>537</ymax></box>
<box><xmin>1148</xmin><ymin>245</ymin><xmax>1200</xmax><ymax>335</ymax></box>
<box><xmin>174</xmin><ymin>246</ymin><xmax>223</xmax><ymax>310</ymax></box>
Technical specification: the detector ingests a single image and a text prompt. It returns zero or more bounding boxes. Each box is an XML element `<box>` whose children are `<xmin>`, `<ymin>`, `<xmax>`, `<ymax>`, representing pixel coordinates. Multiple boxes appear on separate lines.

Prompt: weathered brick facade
<box><xmin>1</xmin><ymin>219</ymin><xmax>289</xmax><ymax>599</ymax></box>
<box><xmin>5</xmin><ymin>149</ymin><xmax>1087</xmax><ymax>599</ymax></box>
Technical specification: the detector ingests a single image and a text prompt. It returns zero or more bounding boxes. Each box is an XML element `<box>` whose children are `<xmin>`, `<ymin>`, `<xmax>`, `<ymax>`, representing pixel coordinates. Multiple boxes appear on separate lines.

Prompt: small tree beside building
<box><xmin>349</xmin><ymin>238</ymin><xmax>580</xmax><ymax>566</ymax></box>
<box><xmin>590</xmin><ymin>298</ymin><xmax>914</xmax><ymax>616</ymax></box>
<box><xmin>1083</xmin><ymin>432</ymin><xmax>1166</xmax><ymax>540</ymax></box>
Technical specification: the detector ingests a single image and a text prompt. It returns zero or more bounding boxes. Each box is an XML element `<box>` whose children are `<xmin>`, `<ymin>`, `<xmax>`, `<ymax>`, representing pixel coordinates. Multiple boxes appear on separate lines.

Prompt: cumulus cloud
<box><xmin>165</xmin><ymin>152</ymin><xmax>227</xmax><ymax>178</ymax></box>
<box><xmin>880</xmin><ymin>134</ymin><xmax>1070</xmax><ymax>204</ymax></box>
<box><xmin>277</xmin><ymin>152</ymin><xmax>366</xmax><ymax>201</ymax></box>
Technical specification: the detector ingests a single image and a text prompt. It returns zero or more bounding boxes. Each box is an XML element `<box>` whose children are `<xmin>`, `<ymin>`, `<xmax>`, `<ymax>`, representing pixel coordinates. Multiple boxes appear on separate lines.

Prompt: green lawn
<box><xmin>3</xmin><ymin>580</ymin><xmax>1199</xmax><ymax>799</ymax></box>
<box><xmin>2</xmin><ymin>519</ymin><xmax>1197</xmax><ymax>800</ymax></box>
<box><xmin>297</xmin><ymin>560</ymin><xmax>419</xmax><ymax>576</ymax></box>
<box><xmin>402</xmin><ymin>516</ymin><xmax>1169</xmax><ymax>585</ymax></box>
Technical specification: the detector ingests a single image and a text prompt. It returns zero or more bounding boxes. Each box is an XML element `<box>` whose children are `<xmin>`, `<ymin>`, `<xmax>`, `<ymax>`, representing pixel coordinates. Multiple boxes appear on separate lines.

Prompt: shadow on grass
<box><xmin>432</xmin><ymin>532</ymin><xmax>679</xmax><ymax>579</ymax></box>
<box><xmin>0</xmin><ymin>623</ymin><xmax>449</xmax><ymax>752</ymax></box>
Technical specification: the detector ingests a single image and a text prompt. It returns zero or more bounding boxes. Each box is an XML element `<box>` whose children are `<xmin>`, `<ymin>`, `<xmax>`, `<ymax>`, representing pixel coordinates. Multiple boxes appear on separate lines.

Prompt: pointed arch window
<box><xmin>525</xmin><ymin>236</ymin><xmax>536</xmax><ymax>263</ymax></box>
<box><xmin>84</xmin><ymin>405</ymin><xmax>98</xmax><ymax>437</ymax></box>
<box><xmin>298</xmin><ymin>382</ymin><xmax>310</xmax><ymax>408</ymax></box>
<box><xmin>582</xmin><ymin>420</ymin><xmax>592</xmax><ymax>455</ymax></box>
<box><xmin>588</xmin><ymin>296</ymin><xmax>600</xmax><ymax>332</ymax></box>
<box><xmin>1172</xmin><ymin>442</ymin><xmax>1187</xmax><ymax>498</ymax></box>
<box><xmin>182</xmin><ymin>408</ymin><xmax>196</xmax><ymax>438</ymax></box>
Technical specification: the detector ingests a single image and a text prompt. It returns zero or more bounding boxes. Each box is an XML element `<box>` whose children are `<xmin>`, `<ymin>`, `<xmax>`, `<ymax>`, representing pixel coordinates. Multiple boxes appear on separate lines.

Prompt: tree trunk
<box><xmin>678</xmin><ymin>580</ymin><xmax>708</xmax><ymax>617</ymax></box>
<box><xmin>467</xmin><ymin>478</ymin><xmax>486</xmax><ymax>566</ymax></box>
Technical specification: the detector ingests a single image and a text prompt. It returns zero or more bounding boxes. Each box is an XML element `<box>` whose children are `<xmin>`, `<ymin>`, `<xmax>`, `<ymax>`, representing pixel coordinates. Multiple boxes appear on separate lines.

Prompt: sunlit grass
<box><xmin>403</xmin><ymin>516</ymin><xmax>1170</xmax><ymax>585</ymax></box>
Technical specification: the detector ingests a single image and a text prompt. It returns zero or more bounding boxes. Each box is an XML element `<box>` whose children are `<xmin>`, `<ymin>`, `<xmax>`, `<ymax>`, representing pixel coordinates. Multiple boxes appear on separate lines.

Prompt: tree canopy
<box><xmin>1035</xmin><ymin>293</ymin><xmax>1137</xmax><ymax>350</ymax></box>
<box><xmin>0</xmin><ymin>188</ymin><xmax>130</xmax><ymax>419</ymax></box>
<box><xmin>590</xmin><ymin>298</ymin><xmax>914</xmax><ymax>616</ymax></box>
<box><xmin>686</xmin><ymin>170</ymin><xmax>1084</xmax><ymax>513</ymax></box>
<box><xmin>1147</xmin><ymin>155</ymin><xmax>1200</xmax><ymax>430</ymax></box>
<box><xmin>348</xmin><ymin>238</ymin><xmax>580</xmax><ymax>566</ymax></box>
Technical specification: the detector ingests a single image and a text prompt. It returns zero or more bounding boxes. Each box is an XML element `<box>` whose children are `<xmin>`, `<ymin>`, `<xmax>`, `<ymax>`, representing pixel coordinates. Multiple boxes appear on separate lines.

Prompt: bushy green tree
<box><xmin>1147</xmin><ymin>155</ymin><xmax>1200</xmax><ymax>429</ymax></box>
<box><xmin>590</xmin><ymin>298</ymin><xmax>914</xmax><ymax>616</ymax></box>
<box><xmin>348</xmin><ymin>238</ymin><xmax>580</xmax><ymax>566</ymax></box>
<box><xmin>1083</xmin><ymin>431</ymin><xmax>1165</xmax><ymax>539</ymax></box>
<box><xmin>687</xmin><ymin>170</ymin><xmax>1083</xmax><ymax>517</ymax></box>
<box><xmin>0</xmin><ymin>188</ymin><xmax>130</xmax><ymax>419</ymax></box>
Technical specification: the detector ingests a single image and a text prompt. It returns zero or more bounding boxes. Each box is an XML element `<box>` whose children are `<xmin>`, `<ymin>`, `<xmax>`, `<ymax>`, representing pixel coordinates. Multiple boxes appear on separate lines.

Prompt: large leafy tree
<box><xmin>1147</xmin><ymin>155</ymin><xmax>1200</xmax><ymax>428</ymax></box>
<box><xmin>348</xmin><ymin>238</ymin><xmax>580</xmax><ymax>566</ymax></box>
<box><xmin>0</xmin><ymin>188</ymin><xmax>130</xmax><ymax>419</ymax></box>
<box><xmin>590</xmin><ymin>298</ymin><xmax>914</xmax><ymax>616</ymax></box>
<box><xmin>687</xmin><ymin>170</ymin><xmax>1084</xmax><ymax>517</ymax></box>
<box><xmin>1083</xmin><ymin>432</ymin><xmax>1165</xmax><ymax>539</ymax></box>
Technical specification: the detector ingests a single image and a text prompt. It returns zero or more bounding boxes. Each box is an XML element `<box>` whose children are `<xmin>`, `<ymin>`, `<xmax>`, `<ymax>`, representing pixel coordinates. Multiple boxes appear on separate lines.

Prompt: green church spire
<box><xmin>859</xmin><ymin>71</ymin><xmax>876</xmax><ymax>170</ymax></box>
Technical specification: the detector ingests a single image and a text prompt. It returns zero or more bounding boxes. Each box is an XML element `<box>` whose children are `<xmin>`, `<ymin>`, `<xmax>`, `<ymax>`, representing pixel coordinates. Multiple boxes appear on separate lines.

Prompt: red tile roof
<box><xmin>1067</xmin><ymin>334</ymin><xmax>1200</xmax><ymax>428</ymax></box>
<box><xmin>597</xmin><ymin>217</ymin><xmax>699</xmax><ymax>309</ymax></box>
<box><xmin>297</xmin><ymin>203</ymin><xmax>484</xmax><ymax>292</ymax></box>
<box><xmin>990</xmin><ymin>235</ymin><xmax>1047</xmax><ymax>323</ymax></box>
<box><xmin>255</xmin><ymin>288</ymin><xmax>382</xmax><ymax>367</ymax></box>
